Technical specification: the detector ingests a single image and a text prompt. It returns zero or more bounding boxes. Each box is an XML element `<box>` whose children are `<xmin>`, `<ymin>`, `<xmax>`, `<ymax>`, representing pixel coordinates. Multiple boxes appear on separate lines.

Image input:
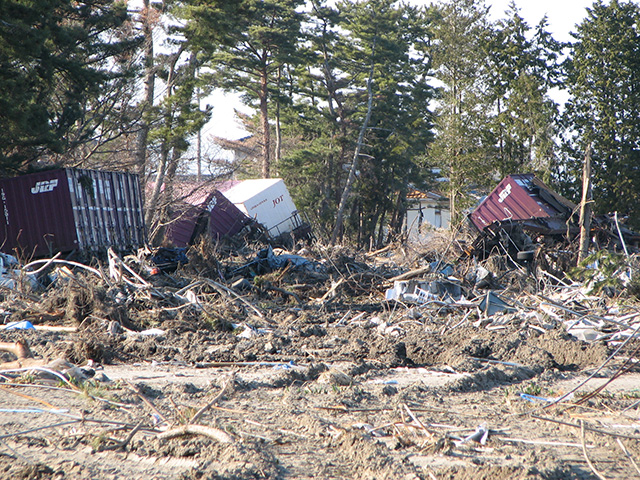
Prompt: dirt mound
<box><xmin>1</xmin><ymin>242</ymin><xmax>639</xmax><ymax>479</ymax></box>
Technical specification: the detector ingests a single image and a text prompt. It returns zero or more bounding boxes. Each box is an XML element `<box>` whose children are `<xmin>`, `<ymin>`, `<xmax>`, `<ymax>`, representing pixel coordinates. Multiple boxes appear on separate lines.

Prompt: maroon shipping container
<box><xmin>469</xmin><ymin>174</ymin><xmax>576</xmax><ymax>232</ymax></box>
<box><xmin>165</xmin><ymin>187</ymin><xmax>251</xmax><ymax>247</ymax></box>
<box><xmin>0</xmin><ymin>168</ymin><xmax>146</xmax><ymax>257</ymax></box>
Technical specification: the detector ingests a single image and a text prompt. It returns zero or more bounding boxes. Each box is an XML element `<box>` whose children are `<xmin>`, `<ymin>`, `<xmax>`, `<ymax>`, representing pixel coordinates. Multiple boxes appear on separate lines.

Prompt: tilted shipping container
<box><xmin>469</xmin><ymin>173</ymin><xmax>576</xmax><ymax>233</ymax></box>
<box><xmin>221</xmin><ymin>178</ymin><xmax>304</xmax><ymax>238</ymax></box>
<box><xmin>0</xmin><ymin>168</ymin><xmax>146</xmax><ymax>257</ymax></box>
<box><xmin>165</xmin><ymin>189</ymin><xmax>251</xmax><ymax>247</ymax></box>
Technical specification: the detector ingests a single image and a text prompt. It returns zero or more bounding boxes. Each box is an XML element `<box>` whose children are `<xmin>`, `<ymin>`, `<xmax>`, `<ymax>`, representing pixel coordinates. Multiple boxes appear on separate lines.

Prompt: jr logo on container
<box><xmin>498</xmin><ymin>183</ymin><xmax>511</xmax><ymax>203</ymax></box>
<box><xmin>31</xmin><ymin>179</ymin><xmax>59</xmax><ymax>194</ymax></box>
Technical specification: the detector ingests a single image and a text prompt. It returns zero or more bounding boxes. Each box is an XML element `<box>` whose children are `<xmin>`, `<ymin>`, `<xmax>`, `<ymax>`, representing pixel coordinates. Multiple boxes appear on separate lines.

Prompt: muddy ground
<box><xmin>0</xmin><ymin>241</ymin><xmax>639</xmax><ymax>479</ymax></box>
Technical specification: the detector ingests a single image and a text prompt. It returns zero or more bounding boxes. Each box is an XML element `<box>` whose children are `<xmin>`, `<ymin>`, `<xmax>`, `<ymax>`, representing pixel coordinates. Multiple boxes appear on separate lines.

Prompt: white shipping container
<box><xmin>222</xmin><ymin>178</ymin><xmax>301</xmax><ymax>236</ymax></box>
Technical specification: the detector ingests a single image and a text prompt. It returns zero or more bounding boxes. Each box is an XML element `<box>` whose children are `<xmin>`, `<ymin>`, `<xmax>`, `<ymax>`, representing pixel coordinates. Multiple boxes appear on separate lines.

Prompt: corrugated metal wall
<box><xmin>0</xmin><ymin>169</ymin><xmax>76</xmax><ymax>257</ymax></box>
<box><xmin>66</xmin><ymin>169</ymin><xmax>146</xmax><ymax>253</ymax></box>
<box><xmin>0</xmin><ymin>168</ymin><xmax>145</xmax><ymax>257</ymax></box>
<box><xmin>165</xmin><ymin>189</ymin><xmax>251</xmax><ymax>247</ymax></box>
<box><xmin>469</xmin><ymin>174</ymin><xmax>570</xmax><ymax>232</ymax></box>
<box><xmin>206</xmin><ymin>190</ymin><xmax>250</xmax><ymax>239</ymax></box>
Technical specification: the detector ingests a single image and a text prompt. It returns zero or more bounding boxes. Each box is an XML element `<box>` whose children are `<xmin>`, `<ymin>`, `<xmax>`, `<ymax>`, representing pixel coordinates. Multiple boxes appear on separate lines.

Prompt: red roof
<box><xmin>406</xmin><ymin>189</ymin><xmax>447</xmax><ymax>201</ymax></box>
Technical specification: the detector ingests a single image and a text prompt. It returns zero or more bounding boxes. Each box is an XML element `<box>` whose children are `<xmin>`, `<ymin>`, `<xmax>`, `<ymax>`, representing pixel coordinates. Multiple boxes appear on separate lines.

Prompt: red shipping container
<box><xmin>469</xmin><ymin>174</ymin><xmax>576</xmax><ymax>232</ymax></box>
<box><xmin>165</xmin><ymin>188</ymin><xmax>251</xmax><ymax>247</ymax></box>
<box><xmin>0</xmin><ymin>168</ymin><xmax>146</xmax><ymax>257</ymax></box>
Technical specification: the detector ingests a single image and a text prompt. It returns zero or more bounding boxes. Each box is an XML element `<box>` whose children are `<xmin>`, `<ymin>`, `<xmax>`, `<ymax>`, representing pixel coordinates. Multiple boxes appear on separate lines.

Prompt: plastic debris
<box><xmin>479</xmin><ymin>291</ymin><xmax>516</xmax><ymax>317</ymax></box>
<box><xmin>2</xmin><ymin>320</ymin><xmax>35</xmax><ymax>330</ymax></box>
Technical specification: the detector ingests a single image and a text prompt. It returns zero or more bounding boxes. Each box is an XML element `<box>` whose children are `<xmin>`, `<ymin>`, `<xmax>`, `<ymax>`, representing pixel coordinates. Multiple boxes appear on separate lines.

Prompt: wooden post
<box><xmin>578</xmin><ymin>144</ymin><xmax>592</xmax><ymax>264</ymax></box>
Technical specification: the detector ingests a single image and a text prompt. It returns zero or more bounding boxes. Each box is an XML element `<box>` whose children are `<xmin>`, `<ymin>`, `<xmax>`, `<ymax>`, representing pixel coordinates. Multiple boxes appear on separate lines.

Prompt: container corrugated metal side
<box><xmin>66</xmin><ymin>169</ymin><xmax>146</xmax><ymax>253</ymax></box>
<box><xmin>469</xmin><ymin>174</ymin><xmax>558</xmax><ymax>231</ymax></box>
<box><xmin>166</xmin><ymin>206</ymin><xmax>201</xmax><ymax>248</ymax></box>
<box><xmin>0</xmin><ymin>169</ymin><xmax>77</xmax><ymax>257</ymax></box>
<box><xmin>205</xmin><ymin>190</ymin><xmax>250</xmax><ymax>239</ymax></box>
<box><xmin>165</xmin><ymin>190</ymin><xmax>250</xmax><ymax>247</ymax></box>
<box><xmin>222</xmin><ymin>178</ymin><xmax>300</xmax><ymax>236</ymax></box>
<box><xmin>0</xmin><ymin>168</ymin><xmax>145</xmax><ymax>257</ymax></box>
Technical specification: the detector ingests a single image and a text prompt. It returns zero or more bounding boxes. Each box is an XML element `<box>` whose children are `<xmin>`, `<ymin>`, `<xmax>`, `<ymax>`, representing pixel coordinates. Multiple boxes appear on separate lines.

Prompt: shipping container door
<box><xmin>0</xmin><ymin>169</ymin><xmax>77</xmax><ymax>256</ymax></box>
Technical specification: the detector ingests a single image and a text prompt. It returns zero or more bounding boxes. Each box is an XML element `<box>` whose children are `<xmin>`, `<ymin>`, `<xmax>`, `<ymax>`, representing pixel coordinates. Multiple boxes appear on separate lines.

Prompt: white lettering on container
<box><xmin>31</xmin><ymin>179</ymin><xmax>59</xmax><ymax>194</ymax></box>
<box><xmin>498</xmin><ymin>183</ymin><xmax>511</xmax><ymax>203</ymax></box>
<box><xmin>1</xmin><ymin>189</ymin><xmax>8</xmax><ymax>226</ymax></box>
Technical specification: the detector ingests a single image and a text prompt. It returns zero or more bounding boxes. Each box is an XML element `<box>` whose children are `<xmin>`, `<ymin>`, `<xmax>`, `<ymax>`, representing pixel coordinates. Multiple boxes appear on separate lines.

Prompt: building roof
<box><xmin>406</xmin><ymin>188</ymin><xmax>447</xmax><ymax>202</ymax></box>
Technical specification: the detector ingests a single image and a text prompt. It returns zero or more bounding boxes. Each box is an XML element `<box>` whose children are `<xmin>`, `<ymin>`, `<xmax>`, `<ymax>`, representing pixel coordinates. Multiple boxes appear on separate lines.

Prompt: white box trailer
<box><xmin>221</xmin><ymin>178</ymin><xmax>305</xmax><ymax>238</ymax></box>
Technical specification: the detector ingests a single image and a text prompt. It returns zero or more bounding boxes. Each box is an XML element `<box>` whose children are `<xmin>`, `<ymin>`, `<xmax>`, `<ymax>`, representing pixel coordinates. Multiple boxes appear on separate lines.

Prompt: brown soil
<box><xmin>0</xmin><ymin>241</ymin><xmax>638</xmax><ymax>479</ymax></box>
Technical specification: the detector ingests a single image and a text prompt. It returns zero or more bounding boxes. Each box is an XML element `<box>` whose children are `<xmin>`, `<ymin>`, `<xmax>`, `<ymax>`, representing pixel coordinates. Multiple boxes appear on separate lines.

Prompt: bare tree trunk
<box><xmin>449</xmin><ymin>180</ymin><xmax>457</xmax><ymax>226</ymax></box>
<box><xmin>145</xmin><ymin>144</ymin><xmax>170</xmax><ymax>228</ymax></box>
<box><xmin>448</xmin><ymin>88</ymin><xmax>461</xmax><ymax>225</ymax></box>
<box><xmin>259</xmin><ymin>69</ymin><xmax>271</xmax><ymax>179</ymax></box>
<box><xmin>196</xmin><ymin>128</ymin><xmax>202</xmax><ymax>181</ymax></box>
<box><xmin>376</xmin><ymin>206</ymin><xmax>387</xmax><ymax>249</ymax></box>
<box><xmin>312</xmin><ymin>1</ymin><xmax>349</xmax><ymax>222</ymax></box>
<box><xmin>368</xmin><ymin>209</ymin><xmax>380</xmax><ymax>249</ymax></box>
<box><xmin>134</xmin><ymin>0</ymin><xmax>156</xmax><ymax>179</ymax></box>
<box><xmin>150</xmin><ymin>150</ymin><xmax>181</xmax><ymax>244</ymax></box>
<box><xmin>274</xmin><ymin>67</ymin><xmax>282</xmax><ymax>172</ymax></box>
<box><xmin>330</xmin><ymin>39</ymin><xmax>377</xmax><ymax>245</ymax></box>
<box><xmin>143</xmin><ymin>47</ymin><xmax>185</xmax><ymax>230</ymax></box>
<box><xmin>578</xmin><ymin>144</ymin><xmax>593</xmax><ymax>264</ymax></box>
<box><xmin>387</xmin><ymin>189</ymin><xmax>405</xmax><ymax>242</ymax></box>
<box><xmin>196</xmin><ymin>68</ymin><xmax>202</xmax><ymax>182</ymax></box>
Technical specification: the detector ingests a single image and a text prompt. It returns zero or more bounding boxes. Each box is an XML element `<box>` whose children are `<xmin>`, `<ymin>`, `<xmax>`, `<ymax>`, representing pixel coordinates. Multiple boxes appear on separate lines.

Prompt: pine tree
<box><xmin>560</xmin><ymin>0</ymin><xmax>640</xmax><ymax>225</ymax></box>
<box><xmin>333</xmin><ymin>0</ymin><xmax>435</xmax><ymax>245</ymax></box>
<box><xmin>277</xmin><ymin>0</ymin><xmax>350</xmax><ymax>238</ymax></box>
<box><xmin>486</xmin><ymin>3</ymin><xmax>563</xmax><ymax>180</ymax></box>
<box><xmin>429</xmin><ymin>0</ymin><xmax>494</xmax><ymax>223</ymax></box>
<box><xmin>277</xmin><ymin>0</ymin><xmax>436</xmax><ymax>246</ymax></box>
<box><xmin>0</xmin><ymin>0</ymin><xmax>138</xmax><ymax>173</ymax></box>
<box><xmin>186</xmin><ymin>0</ymin><xmax>305</xmax><ymax>179</ymax></box>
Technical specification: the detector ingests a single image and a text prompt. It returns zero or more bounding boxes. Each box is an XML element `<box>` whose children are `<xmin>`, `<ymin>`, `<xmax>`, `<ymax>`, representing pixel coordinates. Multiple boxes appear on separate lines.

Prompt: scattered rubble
<box><xmin>0</xmin><ymin>225</ymin><xmax>637</xmax><ymax>479</ymax></box>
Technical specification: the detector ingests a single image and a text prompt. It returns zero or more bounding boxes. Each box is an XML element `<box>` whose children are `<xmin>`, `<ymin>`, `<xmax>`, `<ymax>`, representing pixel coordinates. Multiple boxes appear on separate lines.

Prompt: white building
<box><xmin>404</xmin><ymin>189</ymin><xmax>450</xmax><ymax>242</ymax></box>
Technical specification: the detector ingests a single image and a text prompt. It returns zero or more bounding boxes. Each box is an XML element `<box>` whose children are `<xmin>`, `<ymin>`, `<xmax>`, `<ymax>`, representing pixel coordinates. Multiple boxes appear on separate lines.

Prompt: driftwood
<box><xmin>202</xmin><ymin>279</ymin><xmax>265</xmax><ymax>319</ymax></box>
<box><xmin>0</xmin><ymin>366</ymin><xmax>81</xmax><ymax>389</ymax></box>
<box><xmin>0</xmin><ymin>340</ymin><xmax>49</xmax><ymax>369</ymax></box>
<box><xmin>0</xmin><ymin>340</ymin><xmax>33</xmax><ymax>360</ymax></box>
<box><xmin>320</xmin><ymin>278</ymin><xmax>345</xmax><ymax>302</ymax></box>
<box><xmin>190</xmin><ymin>377</ymin><xmax>231</xmax><ymax>424</ymax></box>
<box><xmin>33</xmin><ymin>325</ymin><xmax>78</xmax><ymax>333</ymax></box>
<box><xmin>126</xmin><ymin>380</ymin><xmax>168</xmax><ymax>424</ymax></box>
<box><xmin>389</xmin><ymin>266</ymin><xmax>431</xmax><ymax>283</ymax></box>
<box><xmin>403</xmin><ymin>403</ymin><xmax>435</xmax><ymax>441</ymax></box>
<box><xmin>264</xmin><ymin>282</ymin><xmax>302</xmax><ymax>306</ymax></box>
<box><xmin>0</xmin><ymin>340</ymin><xmax>90</xmax><ymax>385</ymax></box>
<box><xmin>0</xmin><ymin>385</ymin><xmax>56</xmax><ymax>409</ymax></box>
<box><xmin>157</xmin><ymin>424</ymin><xmax>233</xmax><ymax>443</ymax></box>
<box><xmin>581</xmin><ymin>420</ymin><xmax>608</xmax><ymax>480</ymax></box>
<box><xmin>616</xmin><ymin>439</ymin><xmax>640</xmax><ymax>476</ymax></box>
<box><xmin>578</xmin><ymin>144</ymin><xmax>592</xmax><ymax>264</ymax></box>
<box><xmin>531</xmin><ymin>415</ymin><xmax>640</xmax><ymax>441</ymax></box>
<box><xmin>99</xmin><ymin>422</ymin><xmax>144</xmax><ymax>452</ymax></box>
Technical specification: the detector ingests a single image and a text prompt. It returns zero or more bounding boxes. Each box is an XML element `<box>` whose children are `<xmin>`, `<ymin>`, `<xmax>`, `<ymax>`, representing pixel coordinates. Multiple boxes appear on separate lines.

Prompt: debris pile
<box><xmin>0</xmin><ymin>228</ymin><xmax>638</xmax><ymax>477</ymax></box>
